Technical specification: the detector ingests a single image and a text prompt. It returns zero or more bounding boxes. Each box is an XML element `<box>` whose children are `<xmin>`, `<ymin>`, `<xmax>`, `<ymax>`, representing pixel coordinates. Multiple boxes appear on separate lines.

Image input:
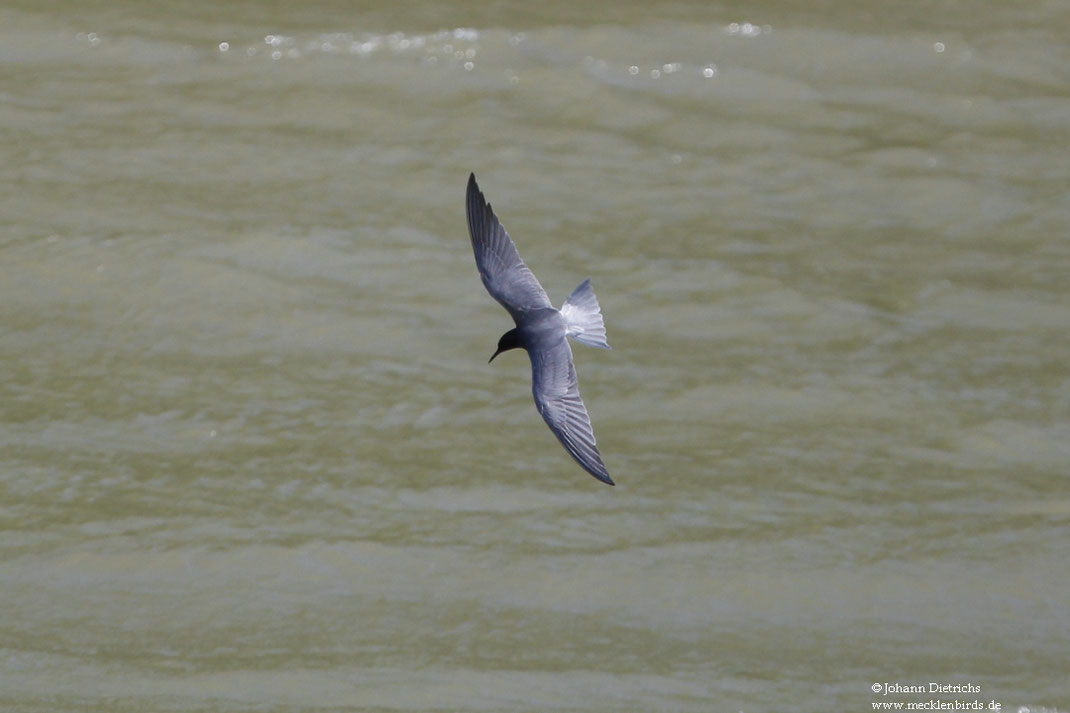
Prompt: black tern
<box><xmin>465</xmin><ymin>173</ymin><xmax>614</xmax><ymax>486</ymax></box>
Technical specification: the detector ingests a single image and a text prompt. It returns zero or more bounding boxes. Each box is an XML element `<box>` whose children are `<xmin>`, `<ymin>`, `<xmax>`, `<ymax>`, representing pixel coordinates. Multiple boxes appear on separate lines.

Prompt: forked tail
<box><xmin>560</xmin><ymin>278</ymin><xmax>611</xmax><ymax>349</ymax></box>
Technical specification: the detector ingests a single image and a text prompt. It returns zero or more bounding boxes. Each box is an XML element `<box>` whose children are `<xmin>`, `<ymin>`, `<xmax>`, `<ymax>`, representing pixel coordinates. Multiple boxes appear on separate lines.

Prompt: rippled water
<box><xmin>2</xmin><ymin>1</ymin><xmax>1068</xmax><ymax>711</ymax></box>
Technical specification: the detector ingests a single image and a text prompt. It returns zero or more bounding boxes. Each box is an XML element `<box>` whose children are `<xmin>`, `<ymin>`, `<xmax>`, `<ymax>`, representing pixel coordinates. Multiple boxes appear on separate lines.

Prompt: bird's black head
<box><xmin>489</xmin><ymin>328</ymin><xmax>522</xmax><ymax>363</ymax></box>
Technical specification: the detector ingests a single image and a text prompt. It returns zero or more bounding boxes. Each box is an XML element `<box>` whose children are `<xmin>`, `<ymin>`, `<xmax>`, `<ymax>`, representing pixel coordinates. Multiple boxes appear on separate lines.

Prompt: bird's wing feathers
<box><xmin>530</xmin><ymin>338</ymin><xmax>614</xmax><ymax>485</ymax></box>
<box><xmin>466</xmin><ymin>173</ymin><xmax>553</xmax><ymax>319</ymax></box>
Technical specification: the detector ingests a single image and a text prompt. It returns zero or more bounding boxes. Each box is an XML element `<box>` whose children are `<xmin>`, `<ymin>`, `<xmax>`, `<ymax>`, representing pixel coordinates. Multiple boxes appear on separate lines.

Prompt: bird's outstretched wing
<box><xmin>466</xmin><ymin>173</ymin><xmax>553</xmax><ymax>320</ymax></box>
<box><xmin>529</xmin><ymin>336</ymin><xmax>613</xmax><ymax>485</ymax></box>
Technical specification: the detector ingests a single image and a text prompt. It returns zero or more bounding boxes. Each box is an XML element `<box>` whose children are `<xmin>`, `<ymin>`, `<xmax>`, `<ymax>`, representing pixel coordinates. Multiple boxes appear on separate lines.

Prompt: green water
<box><xmin>1</xmin><ymin>1</ymin><xmax>1068</xmax><ymax>711</ymax></box>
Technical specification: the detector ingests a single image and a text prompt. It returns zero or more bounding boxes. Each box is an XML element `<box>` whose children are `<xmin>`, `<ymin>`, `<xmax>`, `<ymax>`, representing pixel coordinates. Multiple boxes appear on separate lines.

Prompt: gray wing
<box><xmin>530</xmin><ymin>336</ymin><xmax>614</xmax><ymax>485</ymax></box>
<box><xmin>466</xmin><ymin>173</ymin><xmax>553</xmax><ymax>320</ymax></box>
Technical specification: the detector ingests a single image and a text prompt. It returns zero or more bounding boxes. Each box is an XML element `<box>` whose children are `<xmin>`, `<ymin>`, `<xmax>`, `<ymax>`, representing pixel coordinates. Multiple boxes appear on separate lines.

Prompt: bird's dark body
<box><xmin>494</xmin><ymin>308</ymin><xmax>566</xmax><ymax>356</ymax></box>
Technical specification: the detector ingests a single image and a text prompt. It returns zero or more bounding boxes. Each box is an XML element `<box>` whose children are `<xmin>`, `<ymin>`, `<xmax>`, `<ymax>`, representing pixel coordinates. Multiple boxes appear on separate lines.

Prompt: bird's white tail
<box><xmin>560</xmin><ymin>278</ymin><xmax>611</xmax><ymax>350</ymax></box>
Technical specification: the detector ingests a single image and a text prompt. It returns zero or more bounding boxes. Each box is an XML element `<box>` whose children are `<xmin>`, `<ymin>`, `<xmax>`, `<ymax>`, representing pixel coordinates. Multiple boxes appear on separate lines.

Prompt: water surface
<box><xmin>2</xmin><ymin>1</ymin><xmax>1068</xmax><ymax>711</ymax></box>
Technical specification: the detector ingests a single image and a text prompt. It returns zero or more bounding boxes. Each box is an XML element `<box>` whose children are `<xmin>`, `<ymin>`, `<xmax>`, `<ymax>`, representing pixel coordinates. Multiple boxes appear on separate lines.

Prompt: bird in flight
<box><xmin>465</xmin><ymin>173</ymin><xmax>614</xmax><ymax>485</ymax></box>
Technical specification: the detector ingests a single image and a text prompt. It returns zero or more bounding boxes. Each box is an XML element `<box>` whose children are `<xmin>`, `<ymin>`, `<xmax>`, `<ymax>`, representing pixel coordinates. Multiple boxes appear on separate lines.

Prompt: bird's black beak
<box><xmin>488</xmin><ymin>348</ymin><xmax>503</xmax><ymax>363</ymax></box>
